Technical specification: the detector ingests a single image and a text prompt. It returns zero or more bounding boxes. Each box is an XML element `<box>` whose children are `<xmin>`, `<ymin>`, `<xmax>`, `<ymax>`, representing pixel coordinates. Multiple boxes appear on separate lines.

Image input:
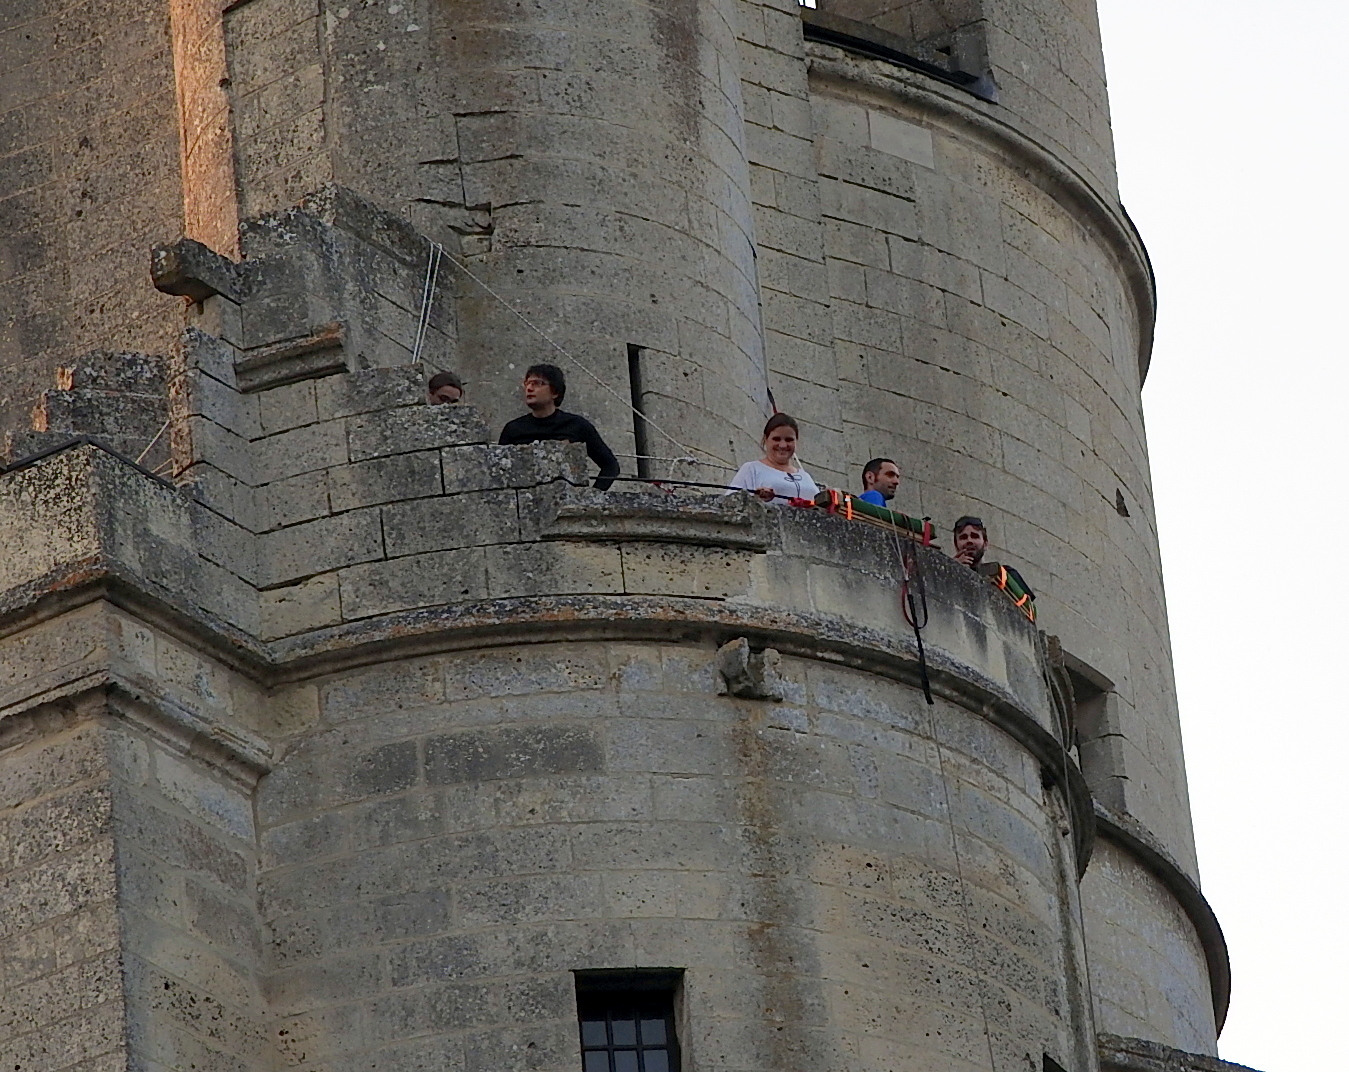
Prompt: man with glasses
<box><xmin>952</xmin><ymin>515</ymin><xmax>1034</xmax><ymax>599</ymax></box>
<box><xmin>499</xmin><ymin>363</ymin><xmax>620</xmax><ymax>490</ymax></box>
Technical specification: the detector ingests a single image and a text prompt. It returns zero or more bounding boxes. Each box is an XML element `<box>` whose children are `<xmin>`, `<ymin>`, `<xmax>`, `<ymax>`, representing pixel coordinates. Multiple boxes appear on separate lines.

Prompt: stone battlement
<box><xmin>0</xmin><ymin>434</ymin><xmax>1065</xmax><ymax>754</ymax></box>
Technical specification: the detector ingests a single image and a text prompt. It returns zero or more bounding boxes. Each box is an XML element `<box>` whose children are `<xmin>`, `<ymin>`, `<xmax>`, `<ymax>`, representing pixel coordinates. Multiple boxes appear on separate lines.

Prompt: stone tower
<box><xmin>0</xmin><ymin>1</ymin><xmax>1255</xmax><ymax>1071</ymax></box>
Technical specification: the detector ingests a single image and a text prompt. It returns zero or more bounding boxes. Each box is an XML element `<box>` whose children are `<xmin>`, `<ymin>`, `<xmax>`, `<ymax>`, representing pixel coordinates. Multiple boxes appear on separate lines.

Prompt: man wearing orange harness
<box><xmin>952</xmin><ymin>516</ymin><xmax>1034</xmax><ymax>601</ymax></box>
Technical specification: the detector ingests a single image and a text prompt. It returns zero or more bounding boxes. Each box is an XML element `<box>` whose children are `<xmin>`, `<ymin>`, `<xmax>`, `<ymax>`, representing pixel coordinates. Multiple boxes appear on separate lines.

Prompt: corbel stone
<box><xmin>715</xmin><ymin>637</ymin><xmax>784</xmax><ymax>701</ymax></box>
<box><xmin>151</xmin><ymin>237</ymin><xmax>246</xmax><ymax>304</ymax></box>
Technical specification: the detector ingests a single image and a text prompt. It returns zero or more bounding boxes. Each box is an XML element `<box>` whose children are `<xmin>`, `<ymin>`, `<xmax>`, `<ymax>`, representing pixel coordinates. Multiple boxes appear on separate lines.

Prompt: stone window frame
<box><xmin>574</xmin><ymin>969</ymin><xmax>684</xmax><ymax>1072</ymax></box>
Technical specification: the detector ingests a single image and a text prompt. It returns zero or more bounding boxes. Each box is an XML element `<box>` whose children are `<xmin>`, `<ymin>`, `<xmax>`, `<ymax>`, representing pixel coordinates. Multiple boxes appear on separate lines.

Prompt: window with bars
<box><xmin>575</xmin><ymin>970</ymin><xmax>682</xmax><ymax>1072</ymax></box>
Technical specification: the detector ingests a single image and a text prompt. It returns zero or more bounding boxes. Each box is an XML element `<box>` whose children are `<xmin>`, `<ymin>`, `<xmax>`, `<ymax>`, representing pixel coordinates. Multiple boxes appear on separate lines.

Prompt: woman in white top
<box><xmin>726</xmin><ymin>413</ymin><xmax>820</xmax><ymax>504</ymax></box>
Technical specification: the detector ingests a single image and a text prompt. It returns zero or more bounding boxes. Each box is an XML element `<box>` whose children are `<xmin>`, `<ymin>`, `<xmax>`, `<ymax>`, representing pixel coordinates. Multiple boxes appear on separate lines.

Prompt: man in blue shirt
<box><xmin>858</xmin><ymin>457</ymin><xmax>901</xmax><ymax>506</ymax></box>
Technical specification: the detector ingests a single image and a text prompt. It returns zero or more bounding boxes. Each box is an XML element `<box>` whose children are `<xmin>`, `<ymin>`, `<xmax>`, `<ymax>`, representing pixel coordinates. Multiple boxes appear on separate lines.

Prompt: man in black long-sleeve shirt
<box><xmin>499</xmin><ymin>364</ymin><xmax>620</xmax><ymax>490</ymax></box>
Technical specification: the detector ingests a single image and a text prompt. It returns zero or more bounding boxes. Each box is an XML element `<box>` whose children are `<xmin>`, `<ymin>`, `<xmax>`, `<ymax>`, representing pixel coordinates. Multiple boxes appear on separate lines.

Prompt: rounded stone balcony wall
<box><xmin>258</xmin><ymin>636</ymin><xmax>1091</xmax><ymax>1071</ymax></box>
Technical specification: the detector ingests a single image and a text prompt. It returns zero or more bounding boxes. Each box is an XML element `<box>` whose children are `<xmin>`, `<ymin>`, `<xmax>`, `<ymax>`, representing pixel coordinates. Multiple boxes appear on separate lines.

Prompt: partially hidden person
<box><xmin>726</xmin><ymin>413</ymin><xmax>820</xmax><ymax>504</ymax></box>
<box><xmin>427</xmin><ymin>371</ymin><xmax>464</xmax><ymax>404</ymax></box>
<box><xmin>858</xmin><ymin>457</ymin><xmax>901</xmax><ymax>506</ymax></box>
<box><xmin>498</xmin><ymin>363</ymin><xmax>620</xmax><ymax>491</ymax></box>
<box><xmin>952</xmin><ymin>515</ymin><xmax>1034</xmax><ymax>599</ymax></box>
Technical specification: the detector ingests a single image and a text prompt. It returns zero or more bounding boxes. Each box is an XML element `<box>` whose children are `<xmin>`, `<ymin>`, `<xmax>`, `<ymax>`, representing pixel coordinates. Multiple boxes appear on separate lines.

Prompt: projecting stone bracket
<box><xmin>151</xmin><ymin>237</ymin><xmax>246</xmax><ymax>304</ymax></box>
<box><xmin>151</xmin><ymin>186</ymin><xmax>457</xmax><ymax>387</ymax></box>
<box><xmin>715</xmin><ymin>637</ymin><xmax>784</xmax><ymax>701</ymax></box>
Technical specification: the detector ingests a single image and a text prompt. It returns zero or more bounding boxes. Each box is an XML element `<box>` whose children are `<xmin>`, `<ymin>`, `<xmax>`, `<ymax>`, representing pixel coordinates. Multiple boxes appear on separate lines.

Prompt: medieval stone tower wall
<box><xmin>0</xmin><ymin>2</ymin><xmax>1249</xmax><ymax>1072</ymax></box>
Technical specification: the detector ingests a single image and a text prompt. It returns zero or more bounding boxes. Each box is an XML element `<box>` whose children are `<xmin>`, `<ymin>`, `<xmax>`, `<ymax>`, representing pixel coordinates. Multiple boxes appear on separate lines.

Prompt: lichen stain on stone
<box><xmin>648</xmin><ymin>0</ymin><xmax>704</xmax><ymax>139</ymax></box>
<box><xmin>729</xmin><ymin>697</ymin><xmax>821</xmax><ymax>1064</ymax></box>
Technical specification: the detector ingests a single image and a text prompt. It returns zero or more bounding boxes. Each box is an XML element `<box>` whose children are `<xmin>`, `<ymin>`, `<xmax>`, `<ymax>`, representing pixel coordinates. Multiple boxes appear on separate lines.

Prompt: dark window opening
<box><xmin>1044</xmin><ymin>1055</ymin><xmax>1068</xmax><ymax>1072</ymax></box>
<box><xmin>575</xmin><ymin>969</ymin><xmax>682</xmax><ymax>1072</ymax></box>
<box><xmin>627</xmin><ymin>345</ymin><xmax>651</xmax><ymax>479</ymax></box>
<box><xmin>802</xmin><ymin>1</ymin><xmax>994</xmax><ymax>101</ymax></box>
<box><xmin>1067</xmin><ymin>665</ymin><xmax>1108</xmax><ymax>750</ymax></box>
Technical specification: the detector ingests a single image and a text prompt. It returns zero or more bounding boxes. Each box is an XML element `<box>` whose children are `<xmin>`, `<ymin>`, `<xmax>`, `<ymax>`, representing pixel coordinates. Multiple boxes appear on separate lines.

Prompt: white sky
<box><xmin>1096</xmin><ymin>1</ymin><xmax>1349</xmax><ymax>1068</ymax></box>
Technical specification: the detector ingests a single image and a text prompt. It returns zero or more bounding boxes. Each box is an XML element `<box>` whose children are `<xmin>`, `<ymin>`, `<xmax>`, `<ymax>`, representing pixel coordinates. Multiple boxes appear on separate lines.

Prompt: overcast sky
<box><xmin>1095</xmin><ymin>1</ymin><xmax>1349</xmax><ymax>1068</ymax></box>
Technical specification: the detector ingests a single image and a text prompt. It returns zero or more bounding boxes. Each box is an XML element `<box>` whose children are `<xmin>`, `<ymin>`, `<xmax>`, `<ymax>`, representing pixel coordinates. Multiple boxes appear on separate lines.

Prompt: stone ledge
<box><xmin>1100</xmin><ymin>1034</ymin><xmax>1262</xmax><ymax>1072</ymax></box>
<box><xmin>800</xmin><ymin>8</ymin><xmax>995</xmax><ymax>100</ymax></box>
<box><xmin>545</xmin><ymin>490</ymin><xmax>770</xmax><ymax>550</ymax></box>
<box><xmin>234</xmin><ymin>321</ymin><xmax>348</xmax><ymax>393</ymax></box>
<box><xmin>0</xmin><ymin>440</ymin><xmax>1089</xmax><ymax>870</ymax></box>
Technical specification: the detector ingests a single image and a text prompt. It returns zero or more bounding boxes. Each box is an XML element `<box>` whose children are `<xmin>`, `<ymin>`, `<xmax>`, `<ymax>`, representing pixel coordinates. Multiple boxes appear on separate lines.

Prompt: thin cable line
<box><xmin>412</xmin><ymin>242</ymin><xmax>443</xmax><ymax>366</ymax></box>
<box><xmin>135</xmin><ymin>418</ymin><xmax>172</xmax><ymax>464</ymax></box>
<box><xmin>610</xmin><ymin>451</ymin><xmax>738</xmax><ymax>473</ymax></box>
<box><xmin>424</xmin><ymin>239</ymin><xmax>736</xmax><ymax>470</ymax></box>
<box><xmin>903</xmin><ymin>527</ymin><xmax>1000</xmax><ymax>1071</ymax></box>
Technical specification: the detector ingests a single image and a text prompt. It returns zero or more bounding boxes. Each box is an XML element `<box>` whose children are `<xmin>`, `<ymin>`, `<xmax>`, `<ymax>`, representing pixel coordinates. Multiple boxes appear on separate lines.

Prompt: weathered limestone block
<box><xmin>256</xmin><ymin>380</ymin><xmax>320</xmax><ymax>436</ymax></box>
<box><xmin>621</xmin><ymin>542</ymin><xmax>756</xmax><ymax>599</ymax></box>
<box><xmin>258</xmin><ymin>508</ymin><xmax>384</xmax><ymax>588</ymax></box>
<box><xmin>485</xmin><ymin>542</ymin><xmax>625</xmax><ymax>599</ymax></box>
<box><xmin>328</xmin><ymin>450</ymin><xmax>443</xmax><ymax>512</ymax></box>
<box><xmin>254</xmin><ymin>419</ymin><xmax>348</xmax><ymax>484</ymax></box>
<box><xmin>0</xmin><ymin>452</ymin><xmax>102</xmax><ymax>591</ymax></box>
<box><xmin>337</xmin><ymin>548</ymin><xmax>490</xmax><ymax>620</ymax></box>
<box><xmin>442</xmin><ymin>441</ymin><xmax>586</xmax><ymax>496</ymax></box>
<box><xmin>381</xmin><ymin>489</ymin><xmax>521</xmax><ymax>558</ymax></box>
<box><xmin>314</xmin><ymin>366</ymin><xmax>428</xmax><ymax>421</ymax></box>
<box><xmin>260</xmin><ymin>575</ymin><xmax>343</xmax><ymax>641</ymax></box>
<box><xmin>346</xmin><ymin>405</ymin><xmax>490</xmax><ymax>461</ymax></box>
<box><xmin>256</xmin><ymin>470</ymin><xmax>332</xmax><ymax>532</ymax></box>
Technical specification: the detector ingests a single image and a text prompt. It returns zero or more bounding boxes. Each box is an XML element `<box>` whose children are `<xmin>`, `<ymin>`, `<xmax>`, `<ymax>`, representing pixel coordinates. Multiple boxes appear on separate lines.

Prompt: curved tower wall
<box><xmin>0</xmin><ymin>441</ymin><xmax>1103</xmax><ymax>1072</ymax></box>
<box><xmin>260</xmin><ymin>588</ymin><xmax>1093</xmax><ymax>1072</ymax></box>
<box><xmin>220</xmin><ymin>0</ymin><xmax>771</xmax><ymax>473</ymax></box>
<box><xmin>0</xmin><ymin>0</ymin><xmax>185</xmax><ymax>433</ymax></box>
